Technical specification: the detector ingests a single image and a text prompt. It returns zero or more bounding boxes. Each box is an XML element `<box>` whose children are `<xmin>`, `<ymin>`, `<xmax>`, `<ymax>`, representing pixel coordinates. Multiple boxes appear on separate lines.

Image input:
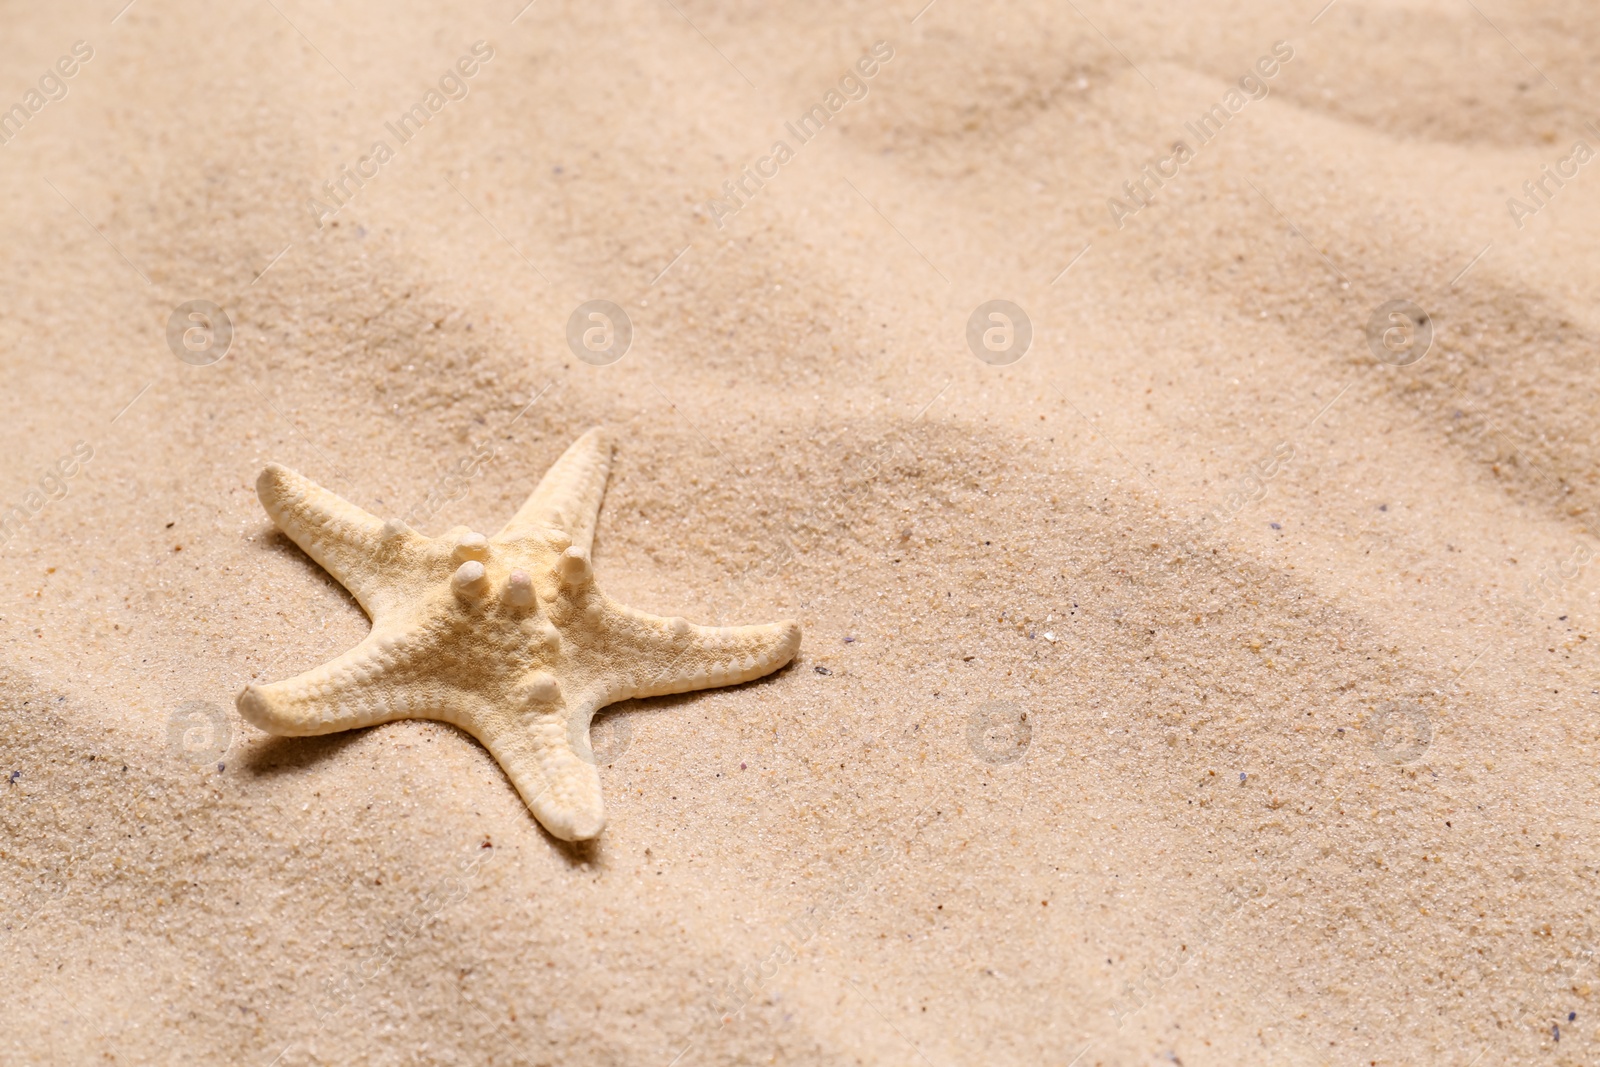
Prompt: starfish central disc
<box><xmin>236</xmin><ymin>428</ymin><xmax>800</xmax><ymax>840</ymax></box>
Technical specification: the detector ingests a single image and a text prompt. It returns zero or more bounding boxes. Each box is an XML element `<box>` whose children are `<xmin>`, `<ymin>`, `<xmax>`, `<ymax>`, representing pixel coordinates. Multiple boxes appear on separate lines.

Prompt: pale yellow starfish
<box><xmin>237</xmin><ymin>428</ymin><xmax>801</xmax><ymax>840</ymax></box>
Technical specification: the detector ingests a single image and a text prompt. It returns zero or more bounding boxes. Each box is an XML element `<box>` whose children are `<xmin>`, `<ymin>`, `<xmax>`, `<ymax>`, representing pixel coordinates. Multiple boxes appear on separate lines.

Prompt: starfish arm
<box><xmin>257</xmin><ymin>464</ymin><xmax>421</xmax><ymax>617</ymax></box>
<box><xmin>589</xmin><ymin>599</ymin><xmax>802</xmax><ymax>703</ymax></box>
<box><xmin>495</xmin><ymin>427</ymin><xmax>612</xmax><ymax>553</ymax></box>
<box><xmin>237</xmin><ymin>629</ymin><xmax>444</xmax><ymax>736</ymax></box>
<box><xmin>471</xmin><ymin>706</ymin><xmax>606</xmax><ymax>841</ymax></box>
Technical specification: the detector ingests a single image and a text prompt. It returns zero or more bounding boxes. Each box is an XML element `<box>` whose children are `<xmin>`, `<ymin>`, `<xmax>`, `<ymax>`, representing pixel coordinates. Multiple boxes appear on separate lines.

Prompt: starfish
<box><xmin>237</xmin><ymin>428</ymin><xmax>800</xmax><ymax>840</ymax></box>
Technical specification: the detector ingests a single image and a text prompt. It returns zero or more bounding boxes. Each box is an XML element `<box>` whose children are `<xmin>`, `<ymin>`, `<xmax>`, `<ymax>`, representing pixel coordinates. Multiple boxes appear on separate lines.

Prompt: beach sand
<box><xmin>2</xmin><ymin>0</ymin><xmax>1598</xmax><ymax>1063</ymax></box>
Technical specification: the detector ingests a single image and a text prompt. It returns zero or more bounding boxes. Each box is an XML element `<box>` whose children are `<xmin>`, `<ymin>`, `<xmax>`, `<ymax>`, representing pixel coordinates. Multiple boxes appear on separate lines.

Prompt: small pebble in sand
<box><xmin>814</xmin><ymin>665</ymin><xmax>832</xmax><ymax>675</ymax></box>
<box><xmin>1269</xmin><ymin>522</ymin><xmax>1281</xmax><ymax>530</ymax></box>
<box><xmin>843</xmin><ymin>636</ymin><xmax>855</xmax><ymax>643</ymax></box>
<box><xmin>1239</xmin><ymin>772</ymin><xmax>1247</xmax><ymax>783</ymax></box>
<box><xmin>7</xmin><ymin>770</ymin><xmax>17</xmax><ymax>784</ymax></box>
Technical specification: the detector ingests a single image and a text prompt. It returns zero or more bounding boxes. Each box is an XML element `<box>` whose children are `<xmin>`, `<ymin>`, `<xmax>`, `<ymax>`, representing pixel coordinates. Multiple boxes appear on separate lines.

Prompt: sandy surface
<box><xmin>2</xmin><ymin>0</ymin><xmax>1599</xmax><ymax>1063</ymax></box>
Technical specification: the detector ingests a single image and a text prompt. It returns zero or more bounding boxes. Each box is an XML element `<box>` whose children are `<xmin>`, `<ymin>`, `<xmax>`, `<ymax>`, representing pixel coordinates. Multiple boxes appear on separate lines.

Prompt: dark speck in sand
<box><xmin>7</xmin><ymin>770</ymin><xmax>17</xmax><ymax>784</ymax></box>
<box><xmin>1239</xmin><ymin>772</ymin><xmax>1247</xmax><ymax>783</ymax></box>
<box><xmin>843</xmin><ymin>636</ymin><xmax>855</xmax><ymax>643</ymax></box>
<box><xmin>1269</xmin><ymin>522</ymin><xmax>1281</xmax><ymax>530</ymax></box>
<box><xmin>1379</xmin><ymin>504</ymin><xmax>1388</xmax><ymax>511</ymax></box>
<box><xmin>814</xmin><ymin>665</ymin><xmax>832</xmax><ymax>675</ymax></box>
<box><xmin>217</xmin><ymin>762</ymin><xmax>225</xmax><ymax>773</ymax></box>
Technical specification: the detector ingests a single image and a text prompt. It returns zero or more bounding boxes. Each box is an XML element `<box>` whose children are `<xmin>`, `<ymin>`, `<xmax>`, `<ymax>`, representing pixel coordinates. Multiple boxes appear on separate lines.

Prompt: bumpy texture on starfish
<box><xmin>237</xmin><ymin>428</ymin><xmax>801</xmax><ymax>840</ymax></box>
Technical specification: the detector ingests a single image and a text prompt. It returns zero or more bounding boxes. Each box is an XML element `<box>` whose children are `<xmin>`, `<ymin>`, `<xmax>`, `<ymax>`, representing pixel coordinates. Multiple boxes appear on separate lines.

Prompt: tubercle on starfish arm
<box><xmin>236</xmin><ymin>427</ymin><xmax>801</xmax><ymax>841</ymax></box>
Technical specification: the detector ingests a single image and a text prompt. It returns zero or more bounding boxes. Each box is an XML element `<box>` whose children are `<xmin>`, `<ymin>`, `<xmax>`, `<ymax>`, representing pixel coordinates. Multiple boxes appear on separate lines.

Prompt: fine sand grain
<box><xmin>2</xmin><ymin>1</ymin><xmax>1599</xmax><ymax>1064</ymax></box>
